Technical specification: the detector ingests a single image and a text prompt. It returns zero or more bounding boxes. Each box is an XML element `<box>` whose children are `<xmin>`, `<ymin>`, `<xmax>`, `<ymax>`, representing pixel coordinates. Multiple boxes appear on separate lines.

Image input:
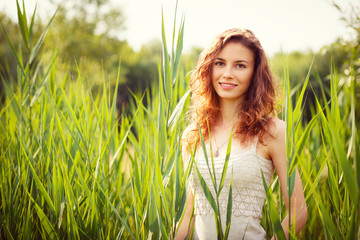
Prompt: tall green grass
<box><xmin>0</xmin><ymin>1</ymin><xmax>359</xmax><ymax>239</ymax></box>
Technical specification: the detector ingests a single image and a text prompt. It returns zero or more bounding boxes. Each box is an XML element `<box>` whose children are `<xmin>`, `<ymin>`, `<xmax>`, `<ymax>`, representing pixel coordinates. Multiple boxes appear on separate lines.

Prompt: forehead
<box><xmin>217</xmin><ymin>42</ymin><xmax>254</xmax><ymax>62</ymax></box>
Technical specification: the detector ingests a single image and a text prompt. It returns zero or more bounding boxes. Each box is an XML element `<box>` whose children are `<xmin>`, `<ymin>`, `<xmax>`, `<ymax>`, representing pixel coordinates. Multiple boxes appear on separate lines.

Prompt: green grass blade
<box><xmin>316</xmin><ymin>194</ymin><xmax>341</xmax><ymax>239</ymax></box>
<box><xmin>218</xmin><ymin>127</ymin><xmax>233</xmax><ymax>195</ymax></box>
<box><xmin>110</xmin><ymin>61</ymin><xmax>121</xmax><ymax>127</ymax></box>
<box><xmin>1</xmin><ymin>24</ymin><xmax>29</xmax><ymax>83</ymax></box>
<box><xmin>328</xmin><ymin>118</ymin><xmax>358</xmax><ymax>204</ymax></box>
<box><xmin>34</xmin><ymin>201</ymin><xmax>58</xmax><ymax>239</ymax></box>
<box><xmin>23</xmin><ymin>196</ymin><xmax>32</xmax><ymax>239</ymax></box>
<box><xmin>22</xmin><ymin>142</ymin><xmax>56</xmax><ymax>214</ymax></box>
<box><xmin>198</xmin><ymin>124</ymin><xmax>216</xmax><ymax>188</ymax></box>
<box><xmin>149</xmin><ymin>181</ymin><xmax>159</xmax><ymax>237</ymax></box>
<box><xmin>167</xmin><ymin>90</ymin><xmax>190</xmax><ymax>129</ymax></box>
<box><xmin>292</xmin><ymin>57</ymin><xmax>314</xmax><ymax>122</ymax></box>
<box><xmin>346</xmin><ymin>206</ymin><xmax>357</xmax><ymax>240</ymax></box>
<box><xmin>350</xmin><ymin>69</ymin><xmax>360</xmax><ymax>189</ymax></box>
<box><xmin>16</xmin><ymin>0</ymin><xmax>30</xmax><ymax>50</ymax></box>
<box><xmin>194</xmin><ymin>163</ymin><xmax>219</xmax><ymax>216</ymax></box>
<box><xmin>30</xmin><ymin>53</ymin><xmax>57</xmax><ymax>106</ymax></box>
<box><xmin>161</xmin><ymin>10</ymin><xmax>171</xmax><ymax>100</ymax></box>
<box><xmin>261</xmin><ymin>170</ymin><xmax>286</xmax><ymax>240</ymax></box>
<box><xmin>29</xmin><ymin>8</ymin><xmax>58</xmax><ymax>64</ymax></box>
<box><xmin>96</xmin><ymin>180</ymin><xmax>136</xmax><ymax>240</ymax></box>
<box><xmin>284</xmin><ymin>59</ymin><xmax>296</xmax><ymax>199</ymax></box>
<box><xmin>175</xmin><ymin>144</ymin><xmax>195</xmax><ymax>225</ymax></box>
<box><xmin>130</xmin><ymin>180</ymin><xmax>140</xmax><ymax>239</ymax></box>
<box><xmin>28</xmin><ymin>2</ymin><xmax>36</xmax><ymax>44</ymax></box>
<box><xmin>25</xmin><ymin>189</ymin><xmax>58</xmax><ymax>239</ymax></box>
<box><xmin>1</xmin><ymin>79</ymin><xmax>26</xmax><ymax>123</ymax></box>
<box><xmin>224</xmin><ymin>169</ymin><xmax>233</xmax><ymax>239</ymax></box>
<box><xmin>289</xmin><ymin>113</ymin><xmax>319</xmax><ymax>173</ymax></box>
<box><xmin>111</xmin><ymin>98</ymin><xmax>141</xmax><ymax>164</ymax></box>
<box><xmin>172</xmin><ymin>14</ymin><xmax>185</xmax><ymax>83</ymax></box>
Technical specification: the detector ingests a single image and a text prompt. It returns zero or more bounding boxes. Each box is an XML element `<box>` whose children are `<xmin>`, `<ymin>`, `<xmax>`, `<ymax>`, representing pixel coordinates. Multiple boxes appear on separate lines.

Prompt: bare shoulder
<box><xmin>255</xmin><ymin>118</ymin><xmax>286</xmax><ymax>161</ymax></box>
<box><xmin>265</xmin><ymin>118</ymin><xmax>286</xmax><ymax>162</ymax></box>
<box><xmin>181</xmin><ymin>123</ymin><xmax>195</xmax><ymax>143</ymax></box>
<box><xmin>181</xmin><ymin>123</ymin><xmax>196</xmax><ymax>164</ymax></box>
<box><xmin>261</xmin><ymin>118</ymin><xmax>285</xmax><ymax>143</ymax></box>
<box><xmin>269</xmin><ymin>118</ymin><xmax>286</xmax><ymax>139</ymax></box>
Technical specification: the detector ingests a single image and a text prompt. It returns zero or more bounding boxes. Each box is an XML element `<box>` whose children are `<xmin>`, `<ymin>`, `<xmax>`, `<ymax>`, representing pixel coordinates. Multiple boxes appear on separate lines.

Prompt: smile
<box><xmin>219</xmin><ymin>82</ymin><xmax>238</xmax><ymax>88</ymax></box>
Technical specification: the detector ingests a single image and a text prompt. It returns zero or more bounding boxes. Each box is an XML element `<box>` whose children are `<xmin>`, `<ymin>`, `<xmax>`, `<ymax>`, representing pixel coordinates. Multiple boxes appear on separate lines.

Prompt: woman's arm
<box><xmin>175</xmin><ymin>128</ymin><xmax>195</xmax><ymax>240</ymax></box>
<box><xmin>174</xmin><ymin>190</ymin><xmax>195</xmax><ymax>240</ymax></box>
<box><xmin>269</xmin><ymin>119</ymin><xmax>308</xmax><ymax>239</ymax></box>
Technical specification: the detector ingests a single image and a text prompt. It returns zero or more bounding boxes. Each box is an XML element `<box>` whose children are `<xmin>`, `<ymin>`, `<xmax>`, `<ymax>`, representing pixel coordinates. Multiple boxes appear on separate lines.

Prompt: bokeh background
<box><xmin>0</xmin><ymin>0</ymin><xmax>359</xmax><ymax>239</ymax></box>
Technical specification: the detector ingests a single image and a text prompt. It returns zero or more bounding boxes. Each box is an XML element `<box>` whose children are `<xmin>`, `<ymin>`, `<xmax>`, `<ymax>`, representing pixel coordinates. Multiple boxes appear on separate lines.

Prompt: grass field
<box><xmin>0</xmin><ymin>2</ymin><xmax>359</xmax><ymax>239</ymax></box>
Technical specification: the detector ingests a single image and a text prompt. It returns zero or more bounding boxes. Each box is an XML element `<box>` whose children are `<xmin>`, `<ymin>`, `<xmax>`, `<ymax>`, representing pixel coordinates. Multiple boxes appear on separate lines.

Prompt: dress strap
<box><xmin>250</xmin><ymin>136</ymin><xmax>259</xmax><ymax>152</ymax></box>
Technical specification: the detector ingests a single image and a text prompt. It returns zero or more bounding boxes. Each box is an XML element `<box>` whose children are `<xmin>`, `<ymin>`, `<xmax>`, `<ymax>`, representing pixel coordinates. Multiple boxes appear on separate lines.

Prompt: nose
<box><xmin>222</xmin><ymin>66</ymin><xmax>233</xmax><ymax>79</ymax></box>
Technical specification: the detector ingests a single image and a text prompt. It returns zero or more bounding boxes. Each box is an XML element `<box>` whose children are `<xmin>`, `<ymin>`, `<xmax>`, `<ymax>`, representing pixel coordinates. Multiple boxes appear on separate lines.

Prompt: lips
<box><xmin>219</xmin><ymin>82</ymin><xmax>238</xmax><ymax>87</ymax></box>
<box><xmin>219</xmin><ymin>82</ymin><xmax>238</xmax><ymax>89</ymax></box>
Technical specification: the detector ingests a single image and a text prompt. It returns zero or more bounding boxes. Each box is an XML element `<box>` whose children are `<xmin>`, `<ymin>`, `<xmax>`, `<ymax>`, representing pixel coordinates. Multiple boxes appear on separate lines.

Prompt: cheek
<box><xmin>211</xmin><ymin>68</ymin><xmax>222</xmax><ymax>81</ymax></box>
<box><xmin>243</xmin><ymin>69</ymin><xmax>254</xmax><ymax>83</ymax></box>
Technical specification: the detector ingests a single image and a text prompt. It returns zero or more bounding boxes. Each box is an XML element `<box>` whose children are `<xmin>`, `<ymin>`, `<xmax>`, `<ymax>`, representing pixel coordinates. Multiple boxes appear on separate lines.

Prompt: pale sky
<box><xmin>0</xmin><ymin>0</ymin><xmax>357</xmax><ymax>56</ymax></box>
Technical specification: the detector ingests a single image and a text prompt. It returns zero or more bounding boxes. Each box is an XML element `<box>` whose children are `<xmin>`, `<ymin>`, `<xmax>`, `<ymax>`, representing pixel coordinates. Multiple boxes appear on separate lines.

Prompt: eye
<box><xmin>236</xmin><ymin>64</ymin><xmax>246</xmax><ymax>69</ymax></box>
<box><xmin>214</xmin><ymin>61</ymin><xmax>224</xmax><ymax>67</ymax></box>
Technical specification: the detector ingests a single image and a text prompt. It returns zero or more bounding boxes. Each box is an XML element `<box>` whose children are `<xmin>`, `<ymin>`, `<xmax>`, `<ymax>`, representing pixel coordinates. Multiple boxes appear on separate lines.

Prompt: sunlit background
<box><xmin>0</xmin><ymin>0</ymin><xmax>357</xmax><ymax>56</ymax></box>
<box><xmin>0</xmin><ymin>1</ymin><xmax>359</xmax><ymax>239</ymax></box>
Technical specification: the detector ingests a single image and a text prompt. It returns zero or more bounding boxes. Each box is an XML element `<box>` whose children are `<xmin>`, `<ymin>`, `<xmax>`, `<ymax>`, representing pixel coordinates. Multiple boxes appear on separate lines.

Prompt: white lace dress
<box><xmin>190</xmin><ymin>137</ymin><xmax>274</xmax><ymax>240</ymax></box>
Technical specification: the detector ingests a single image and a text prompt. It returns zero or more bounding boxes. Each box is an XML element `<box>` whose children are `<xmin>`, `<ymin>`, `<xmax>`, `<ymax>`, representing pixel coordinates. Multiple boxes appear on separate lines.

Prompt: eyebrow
<box><xmin>216</xmin><ymin>57</ymin><xmax>249</xmax><ymax>64</ymax></box>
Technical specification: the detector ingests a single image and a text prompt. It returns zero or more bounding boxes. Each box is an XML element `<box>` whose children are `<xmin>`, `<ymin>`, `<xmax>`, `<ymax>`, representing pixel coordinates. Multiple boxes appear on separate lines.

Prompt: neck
<box><xmin>217</xmin><ymin>98</ymin><xmax>242</xmax><ymax>127</ymax></box>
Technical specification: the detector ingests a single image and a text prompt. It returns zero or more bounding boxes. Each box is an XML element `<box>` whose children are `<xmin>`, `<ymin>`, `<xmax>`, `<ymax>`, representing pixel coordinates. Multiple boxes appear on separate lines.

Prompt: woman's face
<box><xmin>211</xmin><ymin>41</ymin><xmax>255</xmax><ymax>104</ymax></box>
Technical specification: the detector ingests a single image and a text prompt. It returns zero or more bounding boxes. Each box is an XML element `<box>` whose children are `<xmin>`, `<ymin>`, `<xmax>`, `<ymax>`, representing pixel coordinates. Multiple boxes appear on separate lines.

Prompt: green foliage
<box><xmin>193</xmin><ymin>125</ymin><xmax>234</xmax><ymax>240</ymax></box>
<box><xmin>0</xmin><ymin>1</ymin><xmax>360</xmax><ymax>240</ymax></box>
<box><xmin>0</xmin><ymin>2</ymin><xmax>190</xmax><ymax>239</ymax></box>
<box><xmin>0</xmin><ymin>0</ymin><xmax>163</xmax><ymax>107</ymax></box>
<box><xmin>270</xmin><ymin>42</ymin><xmax>350</xmax><ymax>122</ymax></box>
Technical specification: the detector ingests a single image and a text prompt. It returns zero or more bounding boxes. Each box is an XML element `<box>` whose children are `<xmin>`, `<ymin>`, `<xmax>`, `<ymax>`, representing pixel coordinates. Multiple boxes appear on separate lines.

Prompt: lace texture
<box><xmin>192</xmin><ymin>139</ymin><xmax>274</xmax><ymax>218</ymax></box>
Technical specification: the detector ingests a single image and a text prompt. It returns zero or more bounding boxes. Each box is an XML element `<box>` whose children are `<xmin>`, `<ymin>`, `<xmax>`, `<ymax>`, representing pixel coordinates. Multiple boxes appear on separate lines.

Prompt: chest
<box><xmin>191</xmin><ymin>152</ymin><xmax>274</xmax><ymax>218</ymax></box>
<box><xmin>193</xmin><ymin>152</ymin><xmax>274</xmax><ymax>190</ymax></box>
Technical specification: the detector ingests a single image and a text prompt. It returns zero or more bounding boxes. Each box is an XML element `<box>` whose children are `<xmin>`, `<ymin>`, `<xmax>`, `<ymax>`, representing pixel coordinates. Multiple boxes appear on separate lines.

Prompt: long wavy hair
<box><xmin>185</xmin><ymin>28</ymin><xmax>278</xmax><ymax>151</ymax></box>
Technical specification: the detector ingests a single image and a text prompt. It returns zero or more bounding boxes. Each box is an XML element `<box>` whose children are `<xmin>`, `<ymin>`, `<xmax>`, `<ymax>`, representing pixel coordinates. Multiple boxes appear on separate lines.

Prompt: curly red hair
<box><xmin>185</xmin><ymin>28</ymin><xmax>278</xmax><ymax>151</ymax></box>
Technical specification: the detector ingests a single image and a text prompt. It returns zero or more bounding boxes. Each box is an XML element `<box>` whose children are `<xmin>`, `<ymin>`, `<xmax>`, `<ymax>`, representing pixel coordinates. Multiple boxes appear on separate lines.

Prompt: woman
<box><xmin>176</xmin><ymin>29</ymin><xmax>307</xmax><ymax>239</ymax></box>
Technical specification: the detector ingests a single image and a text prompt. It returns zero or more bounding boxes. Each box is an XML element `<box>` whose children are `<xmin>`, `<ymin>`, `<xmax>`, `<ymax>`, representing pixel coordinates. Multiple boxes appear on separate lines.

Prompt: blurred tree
<box><xmin>270</xmin><ymin>50</ymin><xmax>314</xmax><ymax>87</ymax></box>
<box><xmin>42</xmin><ymin>0</ymin><xmax>162</xmax><ymax>107</ymax></box>
<box><xmin>270</xmin><ymin>42</ymin><xmax>349</xmax><ymax>121</ymax></box>
<box><xmin>43</xmin><ymin>0</ymin><xmax>127</xmax><ymax>85</ymax></box>
<box><xmin>268</xmin><ymin>1</ymin><xmax>360</xmax><ymax>122</ymax></box>
<box><xmin>333</xmin><ymin>1</ymin><xmax>360</xmax><ymax>121</ymax></box>
<box><xmin>0</xmin><ymin>11</ymin><xmax>44</xmax><ymax>101</ymax></box>
<box><xmin>0</xmin><ymin>13</ymin><xmax>20</xmax><ymax>93</ymax></box>
<box><xmin>181</xmin><ymin>46</ymin><xmax>203</xmax><ymax>72</ymax></box>
<box><xmin>333</xmin><ymin>2</ymin><xmax>360</xmax><ymax>116</ymax></box>
<box><xmin>0</xmin><ymin>0</ymin><xmax>166</xmax><ymax>108</ymax></box>
<box><xmin>118</xmin><ymin>39</ymin><xmax>162</xmax><ymax>106</ymax></box>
